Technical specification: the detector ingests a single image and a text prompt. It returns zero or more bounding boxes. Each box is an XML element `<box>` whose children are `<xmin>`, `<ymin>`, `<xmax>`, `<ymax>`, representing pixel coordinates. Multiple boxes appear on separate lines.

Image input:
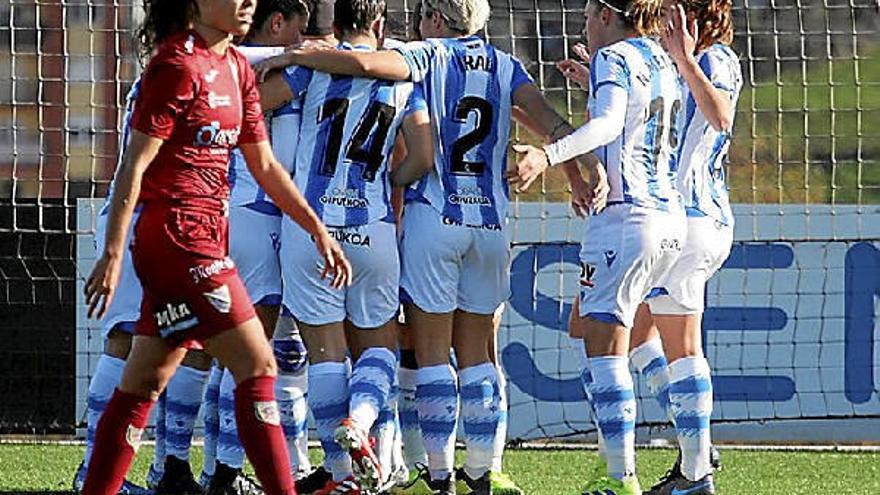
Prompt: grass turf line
<box><xmin>1</xmin><ymin>445</ymin><xmax>879</xmax><ymax>494</ymax></box>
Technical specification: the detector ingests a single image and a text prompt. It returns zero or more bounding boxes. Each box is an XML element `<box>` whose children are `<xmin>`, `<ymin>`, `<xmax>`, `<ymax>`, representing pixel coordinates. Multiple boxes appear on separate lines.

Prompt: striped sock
<box><xmin>151</xmin><ymin>392</ymin><xmax>167</xmax><ymax>480</ymax></box>
<box><xmin>588</xmin><ymin>356</ymin><xmax>636</xmax><ymax>480</ymax></box>
<box><xmin>165</xmin><ymin>365</ymin><xmax>208</xmax><ymax>460</ymax></box>
<box><xmin>217</xmin><ymin>368</ymin><xmax>245</xmax><ymax>469</ymax></box>
<box><xmin>460</xmin><ymin>363</ymin><xmax>500</xmax><ymax>480</ymax></box>
<box><xmin>398</xmin><ymin>366</ymin><xmax>427</xmax><ymax>469</ymax></box>
<box><xmin>416</xmin><ymin>364</ymin><xmax>458</xmax><ymax>480</ymax></box>
<box><xmin>201</xmin><ymin>364</ymin><xmax>223</xmax><ymax>477</ymax></box>
<box><xmin>573</xmin><ymin>338</ymin><xmax>605</xmax><ymax>460</ymax></box>
<box><xmin>669</xmin><ymin>356</ymin><xmax>714</xmax><ymax>481</ymax></box>
<box><xmin>350</xmin><ymin>348</ymin><xmax>397</xmax><ymax>430</ymax></box>
<box><xmin>491</xmin><ymin>364</ymin><xmax>508</xmax><ymax>473</ymax></box>
<box><xmin>630</xmin><ymin>337</ymin><xmax>673</xmax><ymax>424</ymax></box>
<box><xmin>276</xmin><ymin>369</ymin><xmax>310</xmax><ymax>475</ymax></box>
<box><xmin>309</xmin><ymin>361</ymin><xmax>352</xmax><ymax>481</ymax></box>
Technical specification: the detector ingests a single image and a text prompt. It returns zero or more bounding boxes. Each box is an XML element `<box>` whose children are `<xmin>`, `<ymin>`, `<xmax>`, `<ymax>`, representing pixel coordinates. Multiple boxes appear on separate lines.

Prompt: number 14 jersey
<box><xmin>394</xmin><ymin>36</ymin><xmax>533</xmax><ymax>228</ymax></box>
<box><xmin>283</xmin><ymin>43</ymin><xmax>427</xmax><ymax>227</ymax></box>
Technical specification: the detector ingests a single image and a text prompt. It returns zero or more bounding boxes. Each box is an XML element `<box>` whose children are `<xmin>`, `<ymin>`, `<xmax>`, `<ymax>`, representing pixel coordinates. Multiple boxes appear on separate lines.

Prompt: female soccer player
<box><xmin>515</xmin><ymin>0</ymin><xmax>685</xmax><ymax>493</ymax></box>
<box><xmin>254</xmin><ymin>2</ymin><xmax>595</xmax><ymax>494</ymax></box>
<box><xmin>81</xmin><ymin>1</ymin><xmax>350</xmax><ymax>495</ymax></box>
<box><xmin>635</xmin><ymin>2</ymin><xmax>741</xmax><ymax>494</ymax></box>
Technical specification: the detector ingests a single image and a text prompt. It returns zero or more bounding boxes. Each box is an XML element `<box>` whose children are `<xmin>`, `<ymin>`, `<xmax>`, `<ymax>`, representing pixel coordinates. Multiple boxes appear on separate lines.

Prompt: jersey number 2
<box><xmin>450</xmin><ymin>96</ymin><xmax>493</xmax><ymax>176</ymax></box>
<box><xmin>318</xmin><ymin>98</ymin><xmax>395</xmax><ymax>182</ymax></box>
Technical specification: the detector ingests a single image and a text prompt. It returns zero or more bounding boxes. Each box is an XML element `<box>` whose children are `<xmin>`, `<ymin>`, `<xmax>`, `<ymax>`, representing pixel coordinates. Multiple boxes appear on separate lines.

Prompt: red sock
<box><xmin>82</xmin><ymin>389</ymin><xmax>154</xmax><ymax>495</ymax></box>
<box><xmin>235</xmin><ymin>375</ymin><xmax>296</xmax><ymax>495</ymax></box>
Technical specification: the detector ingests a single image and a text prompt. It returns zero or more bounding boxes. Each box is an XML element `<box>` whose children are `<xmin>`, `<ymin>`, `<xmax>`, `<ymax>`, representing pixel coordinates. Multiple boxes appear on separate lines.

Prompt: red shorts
<box><xmin>132</xmin><ymin>205</ymin><xmax>256</xmax><ymax>349</ymax></box>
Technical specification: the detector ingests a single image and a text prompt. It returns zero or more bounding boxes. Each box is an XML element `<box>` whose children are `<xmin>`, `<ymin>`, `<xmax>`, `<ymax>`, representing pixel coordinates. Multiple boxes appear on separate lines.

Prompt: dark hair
<box><xmin>136</xmin><ymin>0</ymin><xmax>198</xmax><ymax>61</ymax></box>
<box><xmin>305</xmin><ymin>0</ymin><xmax>335</xmax><ymax>36</ymax></box>
<box><xmin>593</xmin><ymin>0</ymin><xmax>663</xmax><ymax>37</ymax></box>
<box><xmin>410</xmin><ymin>0</ymin><xmax>423</xmax><ymax>40</ymax></box>
<box><xmin>334</xmin><ymin>0</ymin><xmax>387</xmax><ymax>35</ymax></box>
<box><xmin>681</xmin><ymin>0</ymin><xmax>733</xmax><ymax>52</ymax></box>
<box><xmin>251</xmin><ymin>0</ymin><xmax>310</xmax><ymax>36</ymax></box>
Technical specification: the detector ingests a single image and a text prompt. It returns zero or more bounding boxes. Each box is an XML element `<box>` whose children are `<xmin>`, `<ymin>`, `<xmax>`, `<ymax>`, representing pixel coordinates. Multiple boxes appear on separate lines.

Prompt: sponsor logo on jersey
<box><xmin>189</xmin><ymin>257</ymin><xmax>235</xmax><ymax>284</ymax></box>
<box><xmin>580</xmin><ymin>262</ymin><xmax>596</xmax><ymax>288</ymax></box>
<box><xmin>327</xmin><ymin>229</ymin><xmax>371</xmax><ymax>247</ymax></box>
<box><xmin>204</xmin><ymin>69</ymin><xmax>219</xmax><ymax>83</ymax></box>
<box><xmin>660</xmin><ymin>237</ymin><xmax>682</xmax><ymax>252</ymax></box>
<box><xmin>448</xmin><ymin>186</ymin><xmax>492</xmax><ymax>206</ymax></box>
<box><xmin>441</xmin><ymin>216</ymin><xmax>502</xmax><ymax>231</ymax></box>
<box><xmin>155</xmin><ymin>302</ymin><xmax>199</xmax><ymax>338</ymax></box>
<box><xmin>207</xmin><ymin>91</ymin><xmax>232</xmax><ymax>108</ymax></box>
<box><xmin>193</xmin><ymin>121</ymin><xmax>241</xmax><ymax>148</ymax></box>
<box><xmin>319</xmin><ymin>188</ymin><xmax>370</xmax><ymax>209</ymax></box>
<box><xmin>204</xmin><ymin>284</ymin><xmax>232</xmax><ymax>314</ymax></box>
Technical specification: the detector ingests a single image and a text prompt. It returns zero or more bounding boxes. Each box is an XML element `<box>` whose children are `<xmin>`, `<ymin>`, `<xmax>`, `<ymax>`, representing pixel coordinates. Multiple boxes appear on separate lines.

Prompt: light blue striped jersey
<box><xmin>101</xmin><ymin>77</ymin><xmax>141</xmax><ymax>216</ymax></box>
<box><xmin>228</xmin><ymin>45</ymin><xmax>301</xmax><ymax>215</ymax></box>
<box><xmin>673</xmin><ymin>44</ymin><xmax>742</xmax><ymax>226</ymax></box>
<box><xmin>394</xmin><ymin>36</ymin><xmax>533</xmax><ymax>227</ymax></box>
<box><xmin>589</xmin><ymin>38</ymin><xmax>681</xmax><ymax>211</ymax></box>
<box><xmin>283</xmin><ymin>43</ymin><xmax>427</xmax><ymax>227</ymax></box>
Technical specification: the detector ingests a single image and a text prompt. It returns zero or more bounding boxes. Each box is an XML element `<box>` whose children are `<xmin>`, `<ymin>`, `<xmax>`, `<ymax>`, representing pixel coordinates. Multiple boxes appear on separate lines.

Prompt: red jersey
<box><xmin>131</xmin><ymin>30</ymin><xmax>268</xmax><ymax>214</ymax></box>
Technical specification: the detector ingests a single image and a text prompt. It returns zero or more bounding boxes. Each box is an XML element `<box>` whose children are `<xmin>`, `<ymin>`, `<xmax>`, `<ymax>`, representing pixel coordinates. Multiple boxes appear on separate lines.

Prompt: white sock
<box><xmin>350</xmin><ymin>347</ymin><xmax>397</xmax><ymax>430</ymax></box>
<box><xmin>669</xmin><ymin>356</ymin><xmax>713</xmax><ymax>481</ymax></box>
<box><xmin>164</xmin><ymin>365</ymin><xmax>209</xmax><ymax>460</ymax></box>
<box><xmin>416</xmin><ymin>364</ymin><xmax>458</xmax><ymax>481</ymax></box>
<box><xmin>309</xmin><ymin>361</ymin><xmax>352</xmax><ymax>481</ymax></box>
<box><xmin>276</xmin><ymin>369</ymin><xmax>311</xmax><ymax>475</ymax></box>
<box><xmin>572</xmin><ymin>338</ymin><xmax>605</xmax><ymax>461</ymax></box>
<box><xmin>217</xmin><ymin>368</ymin><xmax>244</xmax><ymax>469</ymax></box>
<box><xmin>588</xmin><ymin>356</ymin><xmax>636</xmax><ymax>480</ymax></box>
<box><xmin>398</xmin><ymin>366</ymin><xmax>427</xmax><ymax>469</ymax></box>
<box><xmin>84</xmin><ymin>354</ymin><xmax>125</xmax><ymax>467</ymax></box>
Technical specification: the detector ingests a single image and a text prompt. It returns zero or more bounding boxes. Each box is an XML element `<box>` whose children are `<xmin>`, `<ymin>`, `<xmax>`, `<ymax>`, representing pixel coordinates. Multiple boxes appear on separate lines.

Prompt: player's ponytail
<box><xmin>597</xmin><ymin>0</ymin><xmax>664</xmax><ymax>37</ymax></box>
<box><xmin>683</xmin><ymin>0</ymin><xmax>734</xmax><ymax>52</ymax></box>
<box><xmin>136</xmin><ymin>0</ymin><xmax>199</xmax><ymax>62</ymax></box>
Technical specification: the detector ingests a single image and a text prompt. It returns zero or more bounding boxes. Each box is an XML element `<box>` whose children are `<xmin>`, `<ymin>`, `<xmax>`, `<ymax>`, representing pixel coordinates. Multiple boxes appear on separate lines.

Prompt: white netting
<box><xmin>0</xmin><ymin>1</ymin><xmax>877</xmax><ymax>439</ymax></box>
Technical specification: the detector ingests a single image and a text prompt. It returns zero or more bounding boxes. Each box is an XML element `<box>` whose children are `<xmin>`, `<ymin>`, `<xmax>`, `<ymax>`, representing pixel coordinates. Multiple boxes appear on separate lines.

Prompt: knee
<box><xmin>119</xmin><ymin>371</ymin><xmax>168</xmax><ymax>401</ymax></box>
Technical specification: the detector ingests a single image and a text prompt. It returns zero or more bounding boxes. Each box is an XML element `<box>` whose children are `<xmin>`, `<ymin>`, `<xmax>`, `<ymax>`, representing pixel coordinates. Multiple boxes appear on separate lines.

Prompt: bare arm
<box><xmin>239</xmin><ymin>140</ymin><xmax>351</xmax><ymax>287</ymax></box>
<box><xmin>85</xmin><ymin>130</ymin><xmax>162</xmax><ymax>318</ymax></box>
<box><xmin>663</xmin><ymin>5</ymin><xmax>734</xmax><ymax>132</ymax></box>
<box><xmin>254</xmin><ymin>48</ymin><xmax>411</xmax><ymax>82</ymax></box>
<box><xmin>392</xmin><ymin>110</ymin><xmax>433</xmax><ymax>187</ymax></box>
<box><xmin>258</xmin><ymin>71</ymin><xmax>296</xmax><ymax>112</ymax></box>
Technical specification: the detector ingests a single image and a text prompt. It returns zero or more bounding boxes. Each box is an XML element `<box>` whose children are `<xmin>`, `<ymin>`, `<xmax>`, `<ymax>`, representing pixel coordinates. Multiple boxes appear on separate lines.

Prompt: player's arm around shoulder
<box><xmin>253</xmin><ymin>45</ymin><xmax>412</xmax><ymax>82</ymax></box>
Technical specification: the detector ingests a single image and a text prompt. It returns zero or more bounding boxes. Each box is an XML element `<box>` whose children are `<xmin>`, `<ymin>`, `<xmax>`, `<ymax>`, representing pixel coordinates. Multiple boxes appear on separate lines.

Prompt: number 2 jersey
<box><xmin>394</xmin><ymin>36</ymin><xmax>533</xmax><ymax>227</ymax></box>
<box><xmin>282</xmin><ymin>43</ymin><xmax>427</xmax><ymax>227</ymax></box>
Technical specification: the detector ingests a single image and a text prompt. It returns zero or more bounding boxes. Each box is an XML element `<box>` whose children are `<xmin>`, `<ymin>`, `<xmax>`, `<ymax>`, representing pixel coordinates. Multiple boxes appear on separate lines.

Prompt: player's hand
<box><xmin>84</xmin><ymin>252</ymin><xmax>123</xmax><ymax>320</ymax></box>
<box><xmin>510</xmin><ymin>144</ymin><xmax>550</xmax><ymax>192</ymax></box>
<box><xmin>568</xmin><ymin>173</ymin><xmax>591</xmax><ymax>218</ymax></box>
<box><xmin>661</xmin><ymin>4</ymin><xmax>697</xmax><ymax>64</ymax></box>
<box><xmin>585</xmin><ymin>162</ymin><xmax>610</xmax><ymax>213</ymax></box>
<box><xmin>314</xmin><ymin>230</ymin><xmax>352</xmax><ymax>289</ymax></box>
<box><xmin>557</xmin><ymin>59</ymin><xmax>590</xmax><ymax>91</ymax></box>
<box><xmin>253</xmin><ymin>52</ymin><xmax>296</xmax><ymax>82</ymax></box>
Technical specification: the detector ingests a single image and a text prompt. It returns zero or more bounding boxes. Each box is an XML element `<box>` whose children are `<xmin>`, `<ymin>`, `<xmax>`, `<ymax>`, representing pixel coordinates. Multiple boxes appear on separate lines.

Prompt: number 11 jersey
<box><xmin>283</xmin><ymin>43</ymin><xmax>426</xmax><ymax>228</ymax></box>
<box><xmin>394</xmin><ymin>36</ymin><xmax>533</xmax><ymax>228</ymax></box>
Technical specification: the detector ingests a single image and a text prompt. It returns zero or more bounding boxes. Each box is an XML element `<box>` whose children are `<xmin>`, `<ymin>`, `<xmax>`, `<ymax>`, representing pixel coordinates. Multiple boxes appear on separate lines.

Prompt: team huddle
<box><xmin>79</xmin><ymin>0</ymin><xmax>741</xmax><ymax>495</ymax></box>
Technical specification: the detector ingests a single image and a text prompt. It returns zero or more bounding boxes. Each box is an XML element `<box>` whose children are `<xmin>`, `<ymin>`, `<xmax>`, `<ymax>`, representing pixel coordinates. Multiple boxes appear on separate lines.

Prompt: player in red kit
<box><xmin>81</xmin><ymin>1</ymin><xmax>351</xmax><ymax>495</ymax></box>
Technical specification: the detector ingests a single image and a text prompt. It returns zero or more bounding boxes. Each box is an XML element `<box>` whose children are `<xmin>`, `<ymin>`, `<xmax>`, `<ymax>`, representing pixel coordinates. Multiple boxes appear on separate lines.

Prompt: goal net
<box><xmin>0</xmin><ymin>0</ymin><xmax>878</xmax><ymax>444</ymax></box>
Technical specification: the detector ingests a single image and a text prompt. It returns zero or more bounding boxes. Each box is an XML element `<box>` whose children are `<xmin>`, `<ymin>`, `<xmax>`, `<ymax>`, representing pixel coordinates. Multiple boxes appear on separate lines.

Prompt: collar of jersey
<box><xmin>338</xmin><ymin>41</ymin><xmax>373</xmax><ymax>52</ymax></box>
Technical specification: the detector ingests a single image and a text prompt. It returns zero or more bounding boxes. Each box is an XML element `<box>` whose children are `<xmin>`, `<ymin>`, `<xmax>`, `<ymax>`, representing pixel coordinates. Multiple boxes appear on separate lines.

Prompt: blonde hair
<box><xmin>422</xmin><ymin>0</ymin><xmax>490</xmax><ymax>35</ymax></box>
<box><xmin>594</xmin><ymin>0</ymin><xmax>664</xmax><ymax>37</ymax></box>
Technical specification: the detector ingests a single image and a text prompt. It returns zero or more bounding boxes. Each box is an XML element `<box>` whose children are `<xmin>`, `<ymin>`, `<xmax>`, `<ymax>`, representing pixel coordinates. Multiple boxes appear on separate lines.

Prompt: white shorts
<box><xmin>648</xmin><ymin>215</ymin><xmax>733</xmax><ymax>315</ymax></box>
<box><xmin>578</xmin><ymin>203</ymin><xmax>685</xmax><ymax>328</ymax></box>
<box><xmin>229</xmin><ymin>204</ymin><xmax>282</xmax><ymax>306</ymax></box>
<box><xmin>281</xmin><ymin>219</ymin><xmax>399</xmax><ymax>329</ymax></box>
<box><xmin>96</xmin><ymin>207</ymin><xmax>143</xmax><ymax>338</ymax></box>
<box><xmin>399</xmin><ymin>202</ymin><xmax>511</xmax><ymax>315</ymax></box>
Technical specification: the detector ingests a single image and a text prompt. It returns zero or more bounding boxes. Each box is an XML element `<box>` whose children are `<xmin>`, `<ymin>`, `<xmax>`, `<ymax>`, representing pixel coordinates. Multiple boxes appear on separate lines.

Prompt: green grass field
<box><xmin>1</xmin><ymin>444</ymin><xmax>879</xmax><ymax>494</ymax></box>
